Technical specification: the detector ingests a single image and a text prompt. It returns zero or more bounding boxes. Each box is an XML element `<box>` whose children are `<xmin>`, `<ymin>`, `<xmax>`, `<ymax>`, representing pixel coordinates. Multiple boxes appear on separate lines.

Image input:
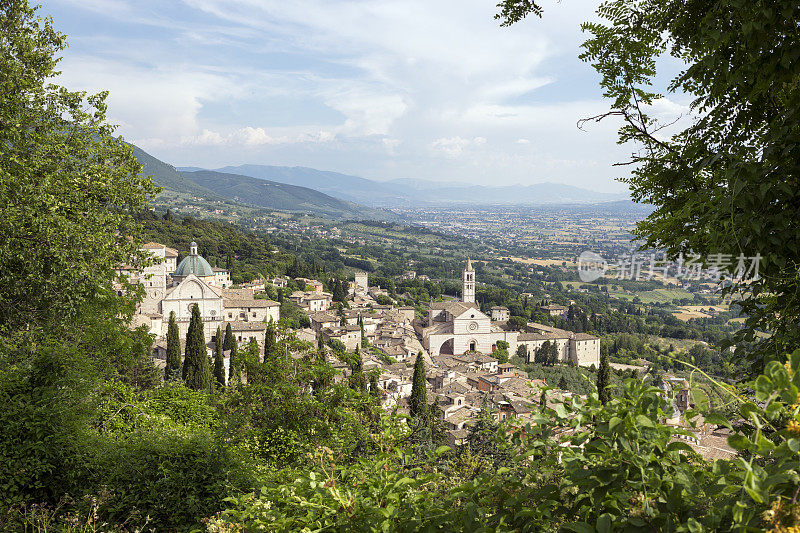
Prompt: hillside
<box><xmin>131</xmin><ymin>145</ymin><xmax>220</xmax><ymax>198</ymax></box>
<box><xmin>212</xmin><ymin>164</ymin><xmax>409</xmax><ymax>206</ymax></box>
<box><xmin>133</xmin><ymin>146</ymin><xmax>400</xmax><ymax>221</ymax></box>
<box><xmin>181</xmin><ymin>169</ymin><xmax>401</xmax><ymax>221</ymax></box>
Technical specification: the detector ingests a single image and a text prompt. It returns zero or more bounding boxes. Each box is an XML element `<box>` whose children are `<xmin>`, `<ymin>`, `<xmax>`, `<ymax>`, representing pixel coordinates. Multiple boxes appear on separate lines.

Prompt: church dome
<box><xmin>173</xmin><ymin>242</ymin><xmax>214</xmax><ymax>278</ymax></box>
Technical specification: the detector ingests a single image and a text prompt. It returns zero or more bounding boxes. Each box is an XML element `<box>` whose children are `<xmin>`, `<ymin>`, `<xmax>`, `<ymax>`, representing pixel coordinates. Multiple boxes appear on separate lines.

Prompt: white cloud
<box><xmin>430</xmin><ymin>136</ymin><xmax>488</xmax><ymax>158</ymax></box>
<box><xmin>48</xmin><ymin>0</ymin><xmax>640</xmax><ymax>191</ymax></box>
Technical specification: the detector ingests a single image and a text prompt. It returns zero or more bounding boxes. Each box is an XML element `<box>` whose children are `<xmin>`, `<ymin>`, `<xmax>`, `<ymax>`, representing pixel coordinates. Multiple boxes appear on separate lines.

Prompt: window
<box><xmin>209</xmin><ymin>310</ymin><xmax>216</xmax><ymax>317</ymax></box>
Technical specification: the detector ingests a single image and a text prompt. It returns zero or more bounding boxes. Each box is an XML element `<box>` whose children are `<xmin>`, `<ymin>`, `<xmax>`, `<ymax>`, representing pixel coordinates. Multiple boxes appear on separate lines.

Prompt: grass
<box><xmin>610</xmin><ymin>288</ymin><xmax>694</xmax><ymax>304</ymax></box>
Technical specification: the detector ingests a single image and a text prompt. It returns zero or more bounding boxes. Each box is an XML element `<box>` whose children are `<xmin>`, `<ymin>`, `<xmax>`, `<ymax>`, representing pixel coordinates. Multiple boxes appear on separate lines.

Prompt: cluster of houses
<box><xmin>122</xmin><ymin>244</ymin><xmax>603</xmax><ymax>445</ymax></box>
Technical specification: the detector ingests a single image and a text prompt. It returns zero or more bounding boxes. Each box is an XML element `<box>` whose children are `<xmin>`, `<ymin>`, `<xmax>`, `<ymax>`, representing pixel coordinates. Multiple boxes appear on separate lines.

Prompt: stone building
<box><xmin>517</xmin><ymin>323</ymin><xmax>600</xmax><ymax>367</ymax></box>
<box><xmin>490</xmin><ymin>306</ymin><xmax>509</xmax><ymax>321</ymax></box>
<box><xmin>539</xmin><ymin>304</ymin><xmax>568</xmax><ymax>318</ymax></box>
<box><xmin>122</xmin><ymin>241</ymin><xmax>278</xmax><ymax>348</ymax></box>
<box><xmin>354</xmin><ymin>271</ymin><xmax>369</xmax><ymax>295</ymax></box>
<box><xmin>421</xmin><ymin>259</ymin><xmax>518</xmax><ymax>356</ymax></box>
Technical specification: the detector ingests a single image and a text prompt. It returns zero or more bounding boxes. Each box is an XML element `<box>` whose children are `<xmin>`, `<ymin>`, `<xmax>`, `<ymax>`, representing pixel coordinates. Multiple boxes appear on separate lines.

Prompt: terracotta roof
<box><xmin>223</xmin><ymin>298</ymin><xmax>279</xmax><ymax>308</ymax></box>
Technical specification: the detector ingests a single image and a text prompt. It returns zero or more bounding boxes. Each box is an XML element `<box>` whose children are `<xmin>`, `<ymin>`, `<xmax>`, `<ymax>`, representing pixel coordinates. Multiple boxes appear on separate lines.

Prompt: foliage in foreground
<box><xmin>214</xmin><ymin>352</ymin><xmax>800</xmax><ymax>532</ymax></box>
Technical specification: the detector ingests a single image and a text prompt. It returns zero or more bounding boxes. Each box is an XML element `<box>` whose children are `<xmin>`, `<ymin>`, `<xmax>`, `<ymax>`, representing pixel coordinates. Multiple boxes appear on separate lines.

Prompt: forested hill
<box><xmin>182</xmin><ymin>169</ymin><xmax>401</xmax><ymax>221</ymax></box>
<box><xmin>132</xmin><ymin>145</ymin><xmax>402</xmax><ymax>222</ymax></box>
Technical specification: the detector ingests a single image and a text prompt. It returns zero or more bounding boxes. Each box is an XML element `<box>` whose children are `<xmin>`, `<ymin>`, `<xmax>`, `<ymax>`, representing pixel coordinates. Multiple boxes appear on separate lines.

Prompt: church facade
<box><xmin>421</xmin><ymin>259</ymin><xmax>517</xmax><ymax>357</ymax></box>
<box><xmin>123</xmin><ymin>242</ymin><xmax>279</xmax><ymax>344</ymax></box>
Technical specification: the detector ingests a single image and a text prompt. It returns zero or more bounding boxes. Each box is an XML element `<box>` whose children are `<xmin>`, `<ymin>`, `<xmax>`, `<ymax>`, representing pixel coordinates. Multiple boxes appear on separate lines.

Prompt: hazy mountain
<box><xmin>212</xmin><ymin>164</ymin><xmax>408</xmax><ymax>206</ymax></box>
<box><xmin>132</xmin><ymin>146</ymin><xmax>220</xmax><ymax>199</ymax></box>
<box><xmin>208</xmin><ymin>164</ymin><xmax>627</xmax><ymax>206</ymax></box>
<box><xmin>133</xmin><ymin>147</ymin><xmax>401</xmax><ymax>221</ymax></box>
<box><xmin>182</xmin><ymin>169</ymin><xmax>401</xmax><ymax>221</ymax></box>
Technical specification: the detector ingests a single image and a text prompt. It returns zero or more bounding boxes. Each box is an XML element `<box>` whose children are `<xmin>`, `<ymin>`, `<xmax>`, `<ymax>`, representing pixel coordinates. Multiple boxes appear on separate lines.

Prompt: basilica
<box><xmin>420</xmin><ymin>259</ymin><xmax>600</xmax><ymax>367</ymax></box>
<box><xmin>421</xmin><ymin>259</ymin><xmax>517</xmax><ymax>356</ymax></box>
<box><xmin>121</xmin><ymin>242</ymin><xmax>279</xmax><ymax>347</ymax></box>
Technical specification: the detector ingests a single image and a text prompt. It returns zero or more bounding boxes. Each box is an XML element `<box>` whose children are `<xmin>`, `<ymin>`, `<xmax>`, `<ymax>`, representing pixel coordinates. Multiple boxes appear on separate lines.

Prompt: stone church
<box><xmin>122</xmin><ymin>242</ymin><xmax>279</xmax><ymax>346</ymax></box>
<box><xmin>421</xmin><ymin>259</ymin><xmax>518</xmax><ymax>356</ymax></box>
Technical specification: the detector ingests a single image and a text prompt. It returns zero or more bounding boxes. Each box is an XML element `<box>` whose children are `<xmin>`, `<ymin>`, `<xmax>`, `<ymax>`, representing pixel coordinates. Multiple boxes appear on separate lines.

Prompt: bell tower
<box><xmin>462</xmin><ymin>258</ymin><xmax>475</xmax><ymax>303</ymax></box>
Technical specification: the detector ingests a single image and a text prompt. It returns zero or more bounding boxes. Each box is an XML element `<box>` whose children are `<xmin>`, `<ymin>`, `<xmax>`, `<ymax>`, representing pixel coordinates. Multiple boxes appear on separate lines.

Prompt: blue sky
<box><xmin>43</xmin><ymin>0</ymin><xmax>688</xmax><ymax>193</ymax></box>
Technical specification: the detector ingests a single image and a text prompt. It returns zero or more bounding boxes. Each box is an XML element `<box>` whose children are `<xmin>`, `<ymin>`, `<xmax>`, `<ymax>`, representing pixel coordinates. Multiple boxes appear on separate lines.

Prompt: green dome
<box><xmin>174</xmin><ymin>242</ymin><xmax>214</xmax><ymax>278</ymax></box>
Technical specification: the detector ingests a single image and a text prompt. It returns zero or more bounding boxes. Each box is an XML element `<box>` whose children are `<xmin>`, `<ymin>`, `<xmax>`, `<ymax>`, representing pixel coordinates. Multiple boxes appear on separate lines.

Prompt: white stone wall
<box><xmin>161</xmin><ymin>275</ymin><xmax>223</xmax><ymax>339</ymax></box>
<box><xmin>139</xmin><ymin>247</ymin><xmax>168</xmax><ymax>315</ymax></box>
<box><xmin>572</xmin><ymin>338</ymin><xmax>600</xmax><ymax>367</ymax></box>
<box><xmin>225</xmin><ymin>306</ymin><xmax>268</xmax><ymax>322</ymax></box>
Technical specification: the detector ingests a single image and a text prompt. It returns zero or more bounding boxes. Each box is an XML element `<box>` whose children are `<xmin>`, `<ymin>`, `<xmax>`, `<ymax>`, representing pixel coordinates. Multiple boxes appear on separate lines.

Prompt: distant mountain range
<box><xmin>133</xmin><ymin>144</ymin><xmax>629</xmax><ymax>222</ymax></box>
<box><xmin>186</xmin><ymin>164</ymin><xmax>628</xmax><ymax>207</ymax></box>
<box><xmin>132</xmin><ymin>146</ymin><xmax>402</xmax><ymax>221</ymax></box>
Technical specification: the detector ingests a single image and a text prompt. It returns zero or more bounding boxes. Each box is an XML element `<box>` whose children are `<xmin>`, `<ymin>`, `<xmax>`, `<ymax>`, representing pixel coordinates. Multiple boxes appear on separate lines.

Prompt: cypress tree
<box><xmin>223</xmin><ymin>323</ymin><xmax>234</xmax><ymax>352</ymax></box>
<box><xmin>213</xmin><ymin>326</ymin><xmax>225</xmax><ymax>387</ymax></box>
<box><xmin>597</xmin><ymin>351</ymin><xmax>611</xmax><ymax>405</ymax></box>
<box><xmin>164</xmin><ymin>311</ymin><xmax>181</xmax><ymax>380</ymax></box>
<box><xmin>242</xmin><ymin>337</ymin><xmax>261</xmax><ymax>383</ymax></box>
<box><xmin>349</xmin><ymin>347</ymin><xmax>366</xmax><ymax>392</ymax></box>
<box><xmin>228</xmin><ymin>334</ymin><xmax>239</xmax><ymax>383</ymax></box>
<box><xmin>409</xmin><ymin>352</ymin><xmax>429</xmax><ymax>420</ymax></box>
<box><xmin>263</xmin><ymin>319</ymin><xmax>277</xmax><ymax>363</ymax></box>
<box><xmin>317</xmin><ymin>333</ymin><xmax>325</xmax><ymax>356</ymax></box>
<box><xmin>369</xmin><ymin>372</ymin><xmax>379</xmax><ymax>399</ymax></box>
<box><xmin>183</xmin><ymin>303</ymin><xmax>211</xmax><ymax>390</ymax></box>
<box><xmin>359</xmin><ymin>315</ymin><xmax>369</xmax><ymax>348</ymax></box>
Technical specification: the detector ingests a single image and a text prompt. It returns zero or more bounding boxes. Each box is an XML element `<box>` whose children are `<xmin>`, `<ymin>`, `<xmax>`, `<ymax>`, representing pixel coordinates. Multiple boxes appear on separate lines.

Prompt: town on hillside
<box><xmin>121</xmin><ymin>241</ymin><xmax>634</xmax><ymax>446</ymax></box>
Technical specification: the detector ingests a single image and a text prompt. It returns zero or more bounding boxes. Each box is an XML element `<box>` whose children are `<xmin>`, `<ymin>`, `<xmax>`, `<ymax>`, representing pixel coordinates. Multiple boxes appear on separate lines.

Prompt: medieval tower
<box><xmin>462</xmin><ymin>257</ymin><xmax>475</xmax><ymax>303</ymax></box>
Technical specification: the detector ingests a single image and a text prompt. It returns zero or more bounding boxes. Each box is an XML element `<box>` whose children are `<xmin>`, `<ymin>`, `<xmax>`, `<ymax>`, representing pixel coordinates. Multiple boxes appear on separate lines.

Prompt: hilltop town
<box><xmin>122</xmin><ymin>241</ymin><xmax>607</xmax><ymax>444</ymax></box>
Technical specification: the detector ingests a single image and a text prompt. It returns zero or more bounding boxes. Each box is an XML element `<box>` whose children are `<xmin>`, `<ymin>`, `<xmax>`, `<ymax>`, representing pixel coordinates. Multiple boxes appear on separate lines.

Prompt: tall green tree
<box><xmin>228</xmin><ymin>336</ymin><xmax>239</xmax><ymax>384</ymax></box>
<box><xmin>183</xmin><ymin>304</ymin><xmax>210</xmax><ymax>390</ymax></box>
<box><xmin>164</xmin><ymin>311</ymin><xmax>181</xmax><ymax>380</ymax></box>
<box><xmin>0</xmin><ymin>1</ymin><xmax>157</xmax><ymax>334</ymax></box>
<box><xmin>348</xmin><ymin>348</ymin><xmax>366</xmax><ymax>392</ymax></box>
<box><xmin>224</xmin><ymin>324</ymin><xmax>239</xmax><ymax>382</ymax></box>
<box><xmin>213</xmin><ymin>326</ymin><xmax>225</xmax><ymax>387</ymax></box>
<box><xmin>263</xmin><ymin>320</ymin><xmax>277</xmax><ymax>363</ymax></box>
<box><xmin>535</xmin><ymin>341</ymin><xmax>550</xmax><ymax>365</ymax></box>
<box><xmin>243</xmin><ymin>337</ymin><xmax>261</xmax><ymax>383</ymax></box>
<box><xmin>597</xmin><ymin>351</ymin><xmax>611</xmax><ymax>405</ymax></box>
<box><xmin>223</xmin><ymin>323</ymin><xmax>234</xmax><ymax>352</ymax></box>
<box><xmin>498</xmin><ymin>0</ymin><xmax>800</xmax><ymax>370</ymax></box>
<box><xmin>369</xmin><ymin>372</ymin><xmax>379</xmax><ymax>400</ymax></box>
<box><xmin>409</xmin><ymin>352</ymin><xmax>429</xmax><ymax>420</ymax></box>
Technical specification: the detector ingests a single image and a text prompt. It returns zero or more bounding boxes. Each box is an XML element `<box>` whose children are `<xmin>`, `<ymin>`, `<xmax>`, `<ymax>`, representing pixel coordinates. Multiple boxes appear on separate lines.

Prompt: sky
<box><xmin>42</xmin><ymin>0</ymin><xmax>688</xmax><ymax>193</ymax></box>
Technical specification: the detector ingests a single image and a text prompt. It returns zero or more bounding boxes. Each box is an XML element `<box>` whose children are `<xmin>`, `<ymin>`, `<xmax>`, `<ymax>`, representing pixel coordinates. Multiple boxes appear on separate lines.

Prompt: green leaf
<box><xmin>635</xmin><ymin>414</ymin><xmax>654</xmax><ymax>428</ymax></box>
<box><xmin>434</xmin><ymin>445</ymin><xmax>452</xmax><ymax>456</ymax></box>
<box><xmin>703</xmin><ymin>413</ymin><xmax>732</xmax><ymax>429</ymax></box>
<box><xmin>666</xmin><ymin>441</ymin><xmax>694</xmax><ymax>453</ymax></box>
<box><xmin>728</xmin><ymin>434</ymin><xmax>751</xmax><ymax>451</ymax></box>
<box><xmin>563</xmin><ymin>523</ymin><xmax>595</xmax><ymax>533</ymax></box>
<box><xmin>597</xmin><ymin>513</ymin><xmax>612</xmax><ymax>533</ymax></box>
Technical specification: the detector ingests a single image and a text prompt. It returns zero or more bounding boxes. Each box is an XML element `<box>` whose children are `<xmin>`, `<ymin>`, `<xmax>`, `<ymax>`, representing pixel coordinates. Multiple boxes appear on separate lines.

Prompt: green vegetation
<box><xmin>165</xmin><ymin>311</ymin><xmax>181</xmax><ymax>380</ymax></box>
<box><xmin>409</xmin><ymin>353</ymin><xmax>428</xmax><ymax>420</ymax></box>
<box><xmin>4</xmin><ymin>1</ymin><xmax>800</xmax><ymax>531</ymax></box>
